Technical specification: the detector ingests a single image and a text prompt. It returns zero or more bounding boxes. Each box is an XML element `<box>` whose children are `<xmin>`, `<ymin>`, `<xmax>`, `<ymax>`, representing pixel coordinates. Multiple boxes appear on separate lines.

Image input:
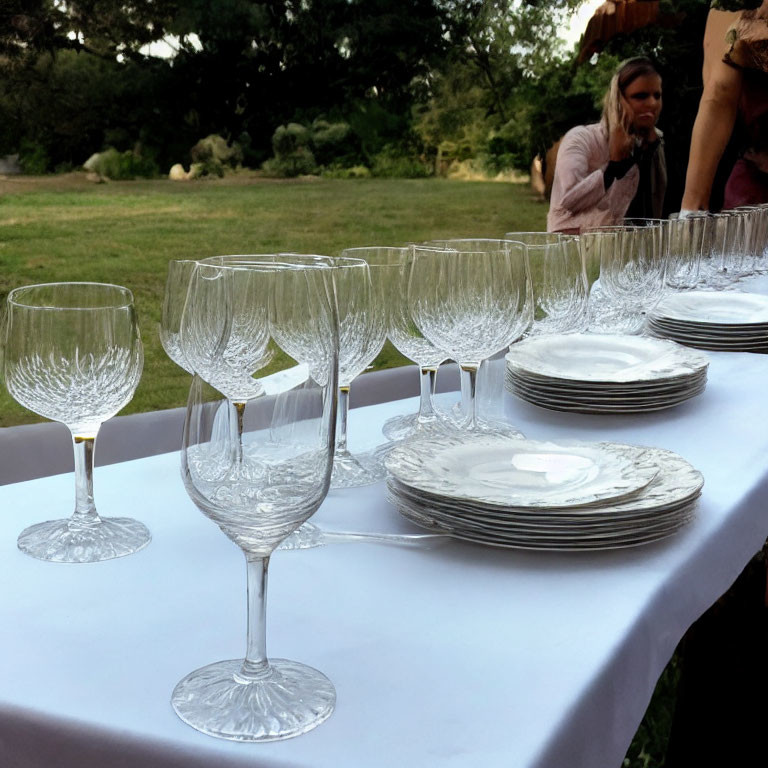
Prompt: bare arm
<box><xmin>681</xmin><ymin>9</ymin><xmax>743</xmax><ymax>211</ymax></box>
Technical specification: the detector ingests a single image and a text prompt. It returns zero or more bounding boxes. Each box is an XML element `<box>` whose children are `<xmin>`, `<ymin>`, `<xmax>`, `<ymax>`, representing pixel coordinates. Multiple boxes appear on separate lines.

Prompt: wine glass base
<box><xmin>17</xmin><ymin>517</ymin><xmax>151</xmax><ymax>563</ymax></box>
<box><xmin>171</xmin><ymin>658</ymin><xmax>336</xmax><ymax>742</ymax></box>
<box><xmin>439</xmin><ymin>405</ymin><xmax>525</xmax><ymax>438</ymax></box>
<box><xmin>278</xmin><ymin>521</ymin><xmax>324</xmax><ymax>550</ymax></box>
<box><xmin>331</xmin><ymin>449</ymin><xmax>387</xmax><ymax>489</ymax></box>
<box><xmin>382</xmin><ymin>412</ymin><xmax>444</xmax><ymax>442</ymax></box>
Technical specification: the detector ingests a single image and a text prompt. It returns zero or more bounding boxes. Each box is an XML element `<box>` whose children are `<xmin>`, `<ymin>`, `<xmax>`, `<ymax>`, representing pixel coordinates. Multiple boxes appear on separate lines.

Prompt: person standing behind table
<box><xmin>547</xmin><ymin>57</ymin><xmax>667</xmax><ymax>234</ymax></box>
<box><xmin>682</xmin><ymin>1</ymin><xmax>768</xmax><ymax>212</ymax></box>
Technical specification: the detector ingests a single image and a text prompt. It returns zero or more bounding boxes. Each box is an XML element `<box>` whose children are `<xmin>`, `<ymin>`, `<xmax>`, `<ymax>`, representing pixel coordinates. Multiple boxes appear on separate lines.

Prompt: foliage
<box><xmin>414</xmin><ymin>0</ymin><xmax>589</xmax><ymax>174</ymax></box>
<box><xmin>18</xmin><ymin>139</ymin><xmax>50</xmax><ymax>175</ymax></box>
<box><xmin>92</xmin><ymin>147</ymin><xmax>159</xmax><ymax>180</ymax></box>
<box><xmin>263</xmin><ymin>123</ymin><xmax>317</xmax><ymax>177</ymax></box>
<box><xmin>0</xmin><ymin>0</ymin><xmax>718</xmax><ymax>187</ymax></box>
<box><xmin>370</xmin><ymin>146</ymin><xmax>431</xmax><ymax>178</ymax></box>
<box><xmin>0</xmin><ymin>0</ymin><xmax>454</xmax><ymax>174</ymax></box>
<box><xmin>623</xmin><ymin>650</ymin><xmax>680</xmax><ymax>768</ymax></box>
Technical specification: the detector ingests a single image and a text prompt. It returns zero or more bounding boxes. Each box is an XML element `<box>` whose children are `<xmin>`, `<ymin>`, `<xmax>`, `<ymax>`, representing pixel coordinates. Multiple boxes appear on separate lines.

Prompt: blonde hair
<box><xmin>601</xmin><ymin>57</ymin><xmax>660</xmax><ymax>134</ymax></box>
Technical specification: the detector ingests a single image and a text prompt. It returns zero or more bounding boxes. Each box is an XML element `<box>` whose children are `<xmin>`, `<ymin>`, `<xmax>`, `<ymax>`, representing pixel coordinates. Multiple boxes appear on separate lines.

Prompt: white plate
<box><xmin>385</xmin><ymin>435</ymin><xmax>658</xmax><ymax>509</ymax></box>
<box><xmin>505</xmin><ymin>334</ymin><xmax>708</xmax><ymax>383</ymax></box>
<box><xmin>652</xmin><ymin>291</ymin><xmax>768</xmax><ymax>325</ymax></box>
<box><xmin>387</xmin><ymin>447</ymin><xmax>703</xmax><ymax>550</ymax></box>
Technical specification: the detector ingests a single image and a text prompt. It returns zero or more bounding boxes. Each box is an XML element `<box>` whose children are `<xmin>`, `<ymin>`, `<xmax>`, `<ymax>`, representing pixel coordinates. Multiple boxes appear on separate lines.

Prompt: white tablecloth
<box><xmin>1</xmin><ymin>350</ymin><xmax>767</xmax><ymax>768</ymax></box>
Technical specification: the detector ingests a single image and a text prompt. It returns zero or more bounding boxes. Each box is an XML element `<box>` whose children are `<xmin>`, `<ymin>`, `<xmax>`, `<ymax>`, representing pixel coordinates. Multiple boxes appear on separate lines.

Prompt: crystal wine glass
<box><xmin>172</xmin><ymin>260</ymin><xmax>339</xmax><ymax>742</ymax></box>
<box><xmin>408</xmin><ymin>245</ymin><xmax>528</xmax><ymax>431</ymax></box>
<box><xmin>583</xmin><ymin>221</ymin><xmax>666</xmax><ymax>333</ymax></box>
<box><xmin>4</xmin><ymin>282</ymin><xmax>149</xmax><ymax>562</ymax></box>
<box><xmin>332</xmin><ymin>253</ymin><xmax>397</xmax><ymax>487</ymax></box>
<box><xmin>666</xmin><ymin>214</ymin><xmax>706</xmax><ymax>291</ymax></box>
<box><xmin>521</xmin><ymin>237</ymin><xmax>588</xmax><ymax>336</ymax></box>
<box><xmin>343</xmin><ymin>246</ymin><xmax>448</xmax><ymax>443</ymax></box>
<box><xmin>700</xmin><ymin>211</ymin><xmax>746</xmax><ymax>288</ymax></box>
<box><xmin>422</xmin><ymin>238</ymin><xmax>532</xmax><ymax>427</ymax></box>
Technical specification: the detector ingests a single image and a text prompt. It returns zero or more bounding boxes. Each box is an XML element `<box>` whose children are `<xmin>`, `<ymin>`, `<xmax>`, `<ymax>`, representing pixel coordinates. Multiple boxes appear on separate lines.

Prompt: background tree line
<box><xmin>0</xmin><ymin>0</ymin><xmax>717</xmax><ymax>196</ymax></box>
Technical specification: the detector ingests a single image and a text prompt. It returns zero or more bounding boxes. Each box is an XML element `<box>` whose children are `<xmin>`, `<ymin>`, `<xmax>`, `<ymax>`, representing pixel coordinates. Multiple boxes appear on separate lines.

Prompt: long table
<box><xmin>1</xmin><ymin>350</ymin><xmax>767</xmax><ymax>768</ymax></box>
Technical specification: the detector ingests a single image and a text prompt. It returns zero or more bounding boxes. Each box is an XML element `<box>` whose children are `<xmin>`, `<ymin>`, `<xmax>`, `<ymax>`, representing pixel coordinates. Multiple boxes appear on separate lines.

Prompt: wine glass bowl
<box><xmin>523</xmin><ymin>237</ymin><xmax>588</xmax><ymax>336</ymax></box>
<box><xmin>4</xmin><ymin>282</ymin><xmax>149</xmax><ymax>562</ymax></box>
<box><xmin>160</xmin><ymin>259</ymin><xmax>196</xmax><ymax>372</ymax></box>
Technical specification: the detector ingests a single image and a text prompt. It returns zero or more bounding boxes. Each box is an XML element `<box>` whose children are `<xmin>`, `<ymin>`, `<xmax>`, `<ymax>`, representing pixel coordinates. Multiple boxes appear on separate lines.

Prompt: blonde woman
<box><xmin>547</xmin><ymin>57</ymin><xmax>666</xmax><ymax>233</ymax></box>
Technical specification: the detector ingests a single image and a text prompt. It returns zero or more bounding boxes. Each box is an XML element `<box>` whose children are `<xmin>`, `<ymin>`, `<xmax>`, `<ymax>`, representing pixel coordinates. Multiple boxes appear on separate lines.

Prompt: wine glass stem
<box><xmin>417</xmin><ymin>365</ymin><xmax>438</xmax><ymax>423</ymax></box>
<box><xmin>459</xmin><ymin>364</ymin><xmax>479</xmax><ymax>429</ymax></box>
<box><xmin>336</xmin><ymin>385</ymin><xmax>350</xmax><ymax>454</ymax></box>
<box><xmin>237</xmin><ymin>553</ymin><xmax>271</xmax><ymax>682</ymax></box>
<box><xmin>70</xmin><ymin>431</ymin><xmax>101</xmax><ymax>527</ymax></box>
<box><xmin>229</xmin><ymin>400</ymin><xmax>247</xmax><ymax>465</ymax></box>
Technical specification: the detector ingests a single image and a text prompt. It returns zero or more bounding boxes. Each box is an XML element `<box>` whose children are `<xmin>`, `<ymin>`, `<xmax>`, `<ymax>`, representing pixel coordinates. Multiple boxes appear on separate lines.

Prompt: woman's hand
<box><xmin>608</xmin><ymin>101</ymin><xmax>635</xmax><ymax>162</ymax></box>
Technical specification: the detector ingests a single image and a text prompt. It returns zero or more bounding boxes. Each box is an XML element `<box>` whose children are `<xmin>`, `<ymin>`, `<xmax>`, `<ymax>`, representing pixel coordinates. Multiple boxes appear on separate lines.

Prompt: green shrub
<box><xmin>93</xmin><ymin>147</ymin><xmax>158</xmax><ymax>180</ymax></box>
<box><xmin>262</xmin><ymin>146</ymin><xmax>317</xmax><ymax>177</ymax></box>
<box><xmin>190</xmin><ymin>134</ymin><xmax>242</xmax><ymax>167</ymax></box>
<box><xmin>18</xmin><ymin>139</ymin><xmax>50</xmax><ymax>175</ymax></box>
<box><xmin>263</xmin><ymin>124</ymin><xmax>318</xmax><ymax>177</ymax></box>
<box><xmin>370</xmin><ymin>147</ymin><xmax>431</xmax><ymax>178</ymax></box>
<box><xmin>311</xmin><ymin>119</ymin><xmax>358</xmax><ymax>166</ymax></box>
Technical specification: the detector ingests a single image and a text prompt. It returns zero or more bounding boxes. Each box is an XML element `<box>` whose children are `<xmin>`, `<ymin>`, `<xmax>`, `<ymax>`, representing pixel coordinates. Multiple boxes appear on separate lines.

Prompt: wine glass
<box><xmin>666</xmin><ymin>214</ymin><xmax>705</xmax><ymax>290</ymax></box>
<box><xmin>521</xmin><ymin>237</ymin><xmax>588</xmax><ymax>336</ymax></box>
<box><xmin>408</xmin><ymin>245</ymin><xmax>528</xmax><ymax>431</ymax></box>
<box><xmin>160</xmin><ymin>259</ymin><xmax>196</xmax><ymax>372</ymax></box>
<box><xmin>340</xmin><ymin>246</ymin><xmax>446</xmax><ymax>443</ymax></box>
<box><xmin>332</xmin><ymin>253</ymin><xmax>397</xmax><ymax>487</ymax></box>
<box><xmin>4</xmin><ymin>282</ymin><xmax>149</xmax><ymax>562</ymax></box>
<box><xmin>172</xmin><ymin>260</ymin><xmax>339</xmax><ymax>742</ymax></box>
<box><xmin>700</xmin><ymin>212</ymin><xmax>746</xmax><ymax>288</ymax></box>
<box><xmin>582</xmin><ymin>222</ymin><xmax>666</xmax><ymax>333</ymax></box>
<box><xmin>422</xmin><ymin>238</ymin><xmax>532</xmax><ymax>427</ymax></box>
<box><xmin>197</xmin><ymin>254</ymin><xmax>335</xmax><ymax>470</ymax></box>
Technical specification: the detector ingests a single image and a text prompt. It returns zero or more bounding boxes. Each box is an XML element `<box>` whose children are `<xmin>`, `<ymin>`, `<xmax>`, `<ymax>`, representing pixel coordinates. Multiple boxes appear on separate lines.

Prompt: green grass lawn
<box><xmin>0</xmin><ymin>173</ymin><xmax>547</xmax><ymax>427</ymax></box>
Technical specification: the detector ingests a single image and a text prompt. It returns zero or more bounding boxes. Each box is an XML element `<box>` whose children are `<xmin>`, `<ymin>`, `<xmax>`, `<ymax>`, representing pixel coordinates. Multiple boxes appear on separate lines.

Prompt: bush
<box><xmin>18</xmin><ymin>139</ymin><xmax>50</xmax><ymax>175</ymax></box>
<box><xmin>370</xmin><ymin>147</ymin><xmax>431</xmax><ymax>178</ymax></box>
<box><xmin>190</xmin><ymin>135</ymin><xmax>242</xmax><ymax>167</ymax></box>
<box><xmin>311</xmin><ymin>119</ymin><xmax>358</xmax><ymax>166</ymax></box>
<box><xmin>262</xmin><ymin>146</ymin><xmax>317</xmax><ymax>177</ymax></box>
<box><xmin>263</xmin><ymin>124</ymin><xmax>318</xmax><ymax>177</ymax></box>
<box><xmin>92</xmin><ymin>147</ymin><xmax>159</xmax><ymax>180</ymax></box>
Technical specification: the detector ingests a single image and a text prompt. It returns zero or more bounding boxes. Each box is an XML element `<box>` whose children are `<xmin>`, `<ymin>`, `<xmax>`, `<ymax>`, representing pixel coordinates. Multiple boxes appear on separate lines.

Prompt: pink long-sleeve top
<box><xmin>546</xmin><ymin>123</ymin><xmax>639</xmax><ymax>233</ymax></box>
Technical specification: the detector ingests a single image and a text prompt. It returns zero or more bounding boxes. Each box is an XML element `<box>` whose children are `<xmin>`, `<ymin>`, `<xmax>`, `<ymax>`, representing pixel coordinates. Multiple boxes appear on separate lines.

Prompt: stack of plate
<box><xmin>648</xmin><ymin>291</ymin><xmax>768</xmax><ymax>351</ymax></box>
<box><xmin>386</xmin><ymin>434</ymin><xmax>703</xmax><ymax>551</ymax></box>
<box><xmin>504</xmin><ymin>334</ymin><xmax>709</xmax><ymax>414</ymax></box>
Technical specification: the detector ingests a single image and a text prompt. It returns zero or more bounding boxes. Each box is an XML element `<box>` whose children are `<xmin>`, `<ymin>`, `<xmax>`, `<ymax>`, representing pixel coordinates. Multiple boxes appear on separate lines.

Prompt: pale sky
<box><xmin>563</xmin><ymin>0</ymin><xmax>605</xmax><ymax>48</ymax></box>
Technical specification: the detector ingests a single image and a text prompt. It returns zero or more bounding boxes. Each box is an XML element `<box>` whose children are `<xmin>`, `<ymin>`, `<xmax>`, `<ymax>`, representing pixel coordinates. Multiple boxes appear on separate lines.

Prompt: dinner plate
<box><xmin>507</xmin><ymin>380</ymin><xmax>706</xmax><ymax>414</ymax></box>
<box><xmin>386</xmin><ymin>446</ymin><xmax>703</xmax><ymax>551</ymax></box>
<box><xmin>385</xmin><ymin>435</ymin><xmax>659</xmax><ymax>509</ymax></box>
<box><xmin>507</xmin><ymin>371</ymin><xmax>706</xmax><ymax>401</ymax></box>
<box><xmin>505</xmin><ymin>334</ymin><xmax>709</xmax><ymax>383</ymax></box>
<box><xmin>507</xmin><ymin>365</ymin><xmax>707</xmax><ymax>392</ymax></box>
<box><xmin>388</xmin><ymin>447</ymin><xmax>701</xmax><ymax>518</ymax></box>
<box><xmin>651</xmin><ymin>291</ymin><xmax>768</xmax><ymax>325</ymax></box>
